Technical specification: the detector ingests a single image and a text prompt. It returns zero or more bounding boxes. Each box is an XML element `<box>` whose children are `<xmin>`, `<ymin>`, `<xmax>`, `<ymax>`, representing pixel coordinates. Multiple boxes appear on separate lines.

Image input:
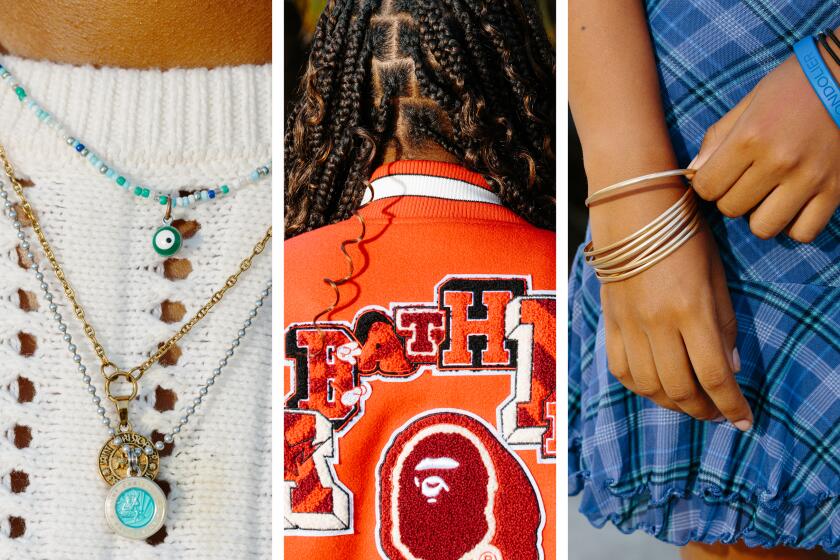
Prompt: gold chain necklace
<box><xmin>0</xmin><ymin>143</ymin><xmax>271</xmax><ymax>539</ymax></box>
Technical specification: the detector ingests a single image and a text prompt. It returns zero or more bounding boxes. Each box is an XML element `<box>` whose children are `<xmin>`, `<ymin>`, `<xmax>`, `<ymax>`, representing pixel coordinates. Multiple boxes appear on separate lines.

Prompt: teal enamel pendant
<box><xmin>152</xmin><ymin>224</ymin><xmax>181</xmax><ymax>256</ymax></box>
<box><xmin>105</xmin><ymin>476</ymin><xmax>167</xmax><ymax>539</ymax></box>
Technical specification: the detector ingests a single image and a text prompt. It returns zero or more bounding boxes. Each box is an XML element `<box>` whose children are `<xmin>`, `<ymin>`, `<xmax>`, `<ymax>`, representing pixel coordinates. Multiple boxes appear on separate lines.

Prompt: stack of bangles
<box><xmin>583</xmin><ymin>169</ymin><xmax>700</xmax><ymax>283</ymax></box>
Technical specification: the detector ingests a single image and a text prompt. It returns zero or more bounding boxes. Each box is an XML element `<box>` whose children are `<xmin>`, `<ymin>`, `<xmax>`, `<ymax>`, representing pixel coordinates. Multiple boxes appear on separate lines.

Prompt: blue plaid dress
<box><xmin>569</xmin><ymin>0</ymin><xmax>840</xmax><ymax>551</ymax></box>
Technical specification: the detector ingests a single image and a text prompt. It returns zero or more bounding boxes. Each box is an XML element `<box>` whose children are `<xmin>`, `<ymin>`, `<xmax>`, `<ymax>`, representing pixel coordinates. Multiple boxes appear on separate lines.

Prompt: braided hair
<box><xmin>285</xmin><ymin>0</ymin><xmax>555</xmax><ymax>238</ymax></box>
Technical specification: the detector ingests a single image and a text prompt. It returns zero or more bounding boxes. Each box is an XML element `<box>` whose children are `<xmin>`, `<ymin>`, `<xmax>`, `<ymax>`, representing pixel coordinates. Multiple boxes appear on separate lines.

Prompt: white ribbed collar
<box><xmin>360</xmin><ymin>160</ymin><xmax>502</xmax><ymax>206</ymax></box>
<box><xmin>0</xmin><ymin>55</ymin><xmax>271</xmax><ymax>186</ymax></box>
<box><xmin>361</xmin><ymin>174</ymin><xmax>503</xmax><ymax>206</ymax></box>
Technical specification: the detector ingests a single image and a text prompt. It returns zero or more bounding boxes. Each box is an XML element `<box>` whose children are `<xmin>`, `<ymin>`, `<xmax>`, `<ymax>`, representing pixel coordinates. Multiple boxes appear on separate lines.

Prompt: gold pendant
<box><xmin>98</xmin><ymin>432</ymin><xmax>160</xmax><ymax>485</ymax></box>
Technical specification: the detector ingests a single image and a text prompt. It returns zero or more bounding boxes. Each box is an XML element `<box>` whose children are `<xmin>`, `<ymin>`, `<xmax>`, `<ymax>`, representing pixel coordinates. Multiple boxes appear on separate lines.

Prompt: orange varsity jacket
<box><xmin>284</xmin><ymin>160</ymin><xmax>556</xmax><ymax>559</ymax></box>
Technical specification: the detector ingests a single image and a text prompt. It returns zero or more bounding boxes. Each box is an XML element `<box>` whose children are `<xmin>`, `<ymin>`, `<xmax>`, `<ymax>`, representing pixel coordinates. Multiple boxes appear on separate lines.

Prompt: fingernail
<box><xmin>732</xmin><ymin>348</ymin><xmax>741</xmax><ymax>372</ymax></box>
<box><xmin>734</xmin><ymin>419</ymin><xmax>752</xmax><ymax>431</ymax></box>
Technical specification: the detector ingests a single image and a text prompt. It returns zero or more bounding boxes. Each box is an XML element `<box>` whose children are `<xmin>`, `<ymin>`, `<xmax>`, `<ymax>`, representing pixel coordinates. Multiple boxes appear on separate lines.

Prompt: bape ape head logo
<box><xmin>377</xmin><ymin>411</ymin><xmax>544</xmax><ymax>560</ymax></box>
<box><xmin>413</xmin><ymin>456</ymin><xmax>466</xmax><ymax>505</ymax></box>
<box><xmin>400</xmin><ymin>432</ymin><xmax>493</xmax><ymax>557</ymax></box>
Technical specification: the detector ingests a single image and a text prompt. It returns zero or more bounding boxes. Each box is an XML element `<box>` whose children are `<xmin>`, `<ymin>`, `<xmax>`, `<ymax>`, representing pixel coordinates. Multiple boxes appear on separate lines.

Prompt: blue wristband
<box><xmin>794</xmin><ymin>35</ymin><xmax>840</xmax><ymax>129</ymax></box>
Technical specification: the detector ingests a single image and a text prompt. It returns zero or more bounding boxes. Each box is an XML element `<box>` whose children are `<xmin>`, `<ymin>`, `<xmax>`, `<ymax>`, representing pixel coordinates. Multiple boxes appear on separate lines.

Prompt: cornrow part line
<box><xmin>285</xmin><ymin>0</ymin><xmax>555</xmax><ymax>237</ymax></box>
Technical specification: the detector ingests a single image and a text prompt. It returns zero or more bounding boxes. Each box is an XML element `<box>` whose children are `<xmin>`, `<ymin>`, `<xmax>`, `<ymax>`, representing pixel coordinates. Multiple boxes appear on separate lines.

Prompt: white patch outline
<box><xmin>544</xmin><ymin>401</ymin><xmax>557</xmax><ymax>459</ymax></box>
<box><xmin>283</xmin><ymin>409</ymin><xmax>355</xmax><ymax>536</ymax></box>
<box><xmin>497</xmin><ymin>294</ymin><xmax>558</xmax><ymax>464</ymax></box>
<box><xmin>374</xmin><ymin>409</ymin><xmax>546</xmax><ymax>560</ymax></box>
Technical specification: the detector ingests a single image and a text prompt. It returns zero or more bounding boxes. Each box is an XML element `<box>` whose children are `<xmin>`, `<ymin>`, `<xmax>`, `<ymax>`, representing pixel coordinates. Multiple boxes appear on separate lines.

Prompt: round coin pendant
<box><xmin>98</xmin><ymin>432</ymin><xmax>159</xmax><ymax>485</ymax></box>
<box><xmin>152</xmin><ymin>224</ymin><xmax>181</xmax><ymax>256</ymax></box>
<box><xmin>105</xmin><ymin>476</ymin><xmax>167</xmax><ymax>539</ymax></box>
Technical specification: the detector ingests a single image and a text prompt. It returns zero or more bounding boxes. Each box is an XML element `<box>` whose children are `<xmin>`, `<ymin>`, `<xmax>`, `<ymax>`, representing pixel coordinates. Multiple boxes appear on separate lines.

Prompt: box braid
<box><xmin>285</xmin><ymin>0</ymin><xmax>555</xmax><ymax>238</ymax></box>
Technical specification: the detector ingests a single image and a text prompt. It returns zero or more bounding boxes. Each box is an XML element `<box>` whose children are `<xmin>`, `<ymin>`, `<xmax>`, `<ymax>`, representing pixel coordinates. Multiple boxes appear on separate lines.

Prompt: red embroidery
<box><xmin>498</xmin><ymin>296</ymin><xmax>557</xmax><ymax>460</ymax></box>
<box><xmin>355</xmin><ymin>311</ymin><xmax>413</xmax><ymax>376</ymax></box>
<box><xmin>286</xmin><ymin>326</ymin><xmax>360</xmax><ymax>431</ymax></box>
<box><xmin>285</xmin><ymin>412</ymin><xmax>333</xmax><ymax>514</ymax></box>
<box><xmin>377</xmin><ymin>411</ymin><xmax>543</xmax><ymax>559</ymax></box>
<box><xmin>283</xmin><ymin>410</ymin><xmax>352</xmax><ymax>532</ymax></box>
<box><xmin>442</xmin><ymin>290</ymin><xmax>513</xmax><ymax>367</ymax></box>
<box><xmin>544</xmin><ymin>401</ymin><xmax>557</xmax><ymax>457</ymax></box>
<box><xmin>394</xmin><ymin>306</ymin><xmax>446</xmax><ymax>364</ymax></box>
<box><xmin>284</xmin><ymin>276</ymin><xmax>555</xmax><ymax>535</ymax></box>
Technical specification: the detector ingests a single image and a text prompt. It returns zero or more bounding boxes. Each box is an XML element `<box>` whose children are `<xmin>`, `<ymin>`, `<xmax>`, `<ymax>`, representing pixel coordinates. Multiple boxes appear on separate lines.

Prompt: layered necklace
<box><xmin>0</xmin><ymin>144</ymin><xmax>272</xmax><ymax>539</ymax></box>
<box><xmin>0</xmin><ymin>60</ymin><xmax>271</xmax><ymax>256</ymax></box>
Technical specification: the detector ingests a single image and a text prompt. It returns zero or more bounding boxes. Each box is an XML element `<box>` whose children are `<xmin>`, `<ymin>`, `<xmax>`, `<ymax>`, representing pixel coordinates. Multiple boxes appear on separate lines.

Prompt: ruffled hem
<box><xmin>569</xmin><ymin>439</ymin><xmax>840</xmax><ymax>552</ymax></box>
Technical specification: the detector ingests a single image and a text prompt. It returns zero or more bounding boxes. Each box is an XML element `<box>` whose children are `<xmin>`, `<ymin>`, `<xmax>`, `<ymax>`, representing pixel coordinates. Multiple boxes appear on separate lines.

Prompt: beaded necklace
<box><xmin>5</xmin><ymin>171</ymin><xmax>271</xmax><ymax>536</ymax></box>
<box><xmin>0</xmin><ymin>144</ymin><xmax>271</xmax><ymax>539</ymax></box>
<box><xmin>0</xmin><ymin>60</ymin><xmax>271</xmax><ymax>256</ymax></box>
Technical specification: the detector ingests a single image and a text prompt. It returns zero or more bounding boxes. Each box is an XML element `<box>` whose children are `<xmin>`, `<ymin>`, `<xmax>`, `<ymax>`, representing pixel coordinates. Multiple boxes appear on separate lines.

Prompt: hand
<box><xmin>691</xmin><ymin>54</ymin><xmax>840</xmax><ymax>243</ymax></box>
<box><xmin>600</xmin><ymin>222</ymin><xmax>754</xmax><ymax>429</ymax></box>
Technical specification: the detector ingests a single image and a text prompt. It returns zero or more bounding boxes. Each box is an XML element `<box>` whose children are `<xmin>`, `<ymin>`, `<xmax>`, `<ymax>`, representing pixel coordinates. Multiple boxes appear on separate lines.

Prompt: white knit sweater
<box><xmin>0</xmin><ymin>56</ymin><xmax>272</xmax><ymax>559</ymax></box>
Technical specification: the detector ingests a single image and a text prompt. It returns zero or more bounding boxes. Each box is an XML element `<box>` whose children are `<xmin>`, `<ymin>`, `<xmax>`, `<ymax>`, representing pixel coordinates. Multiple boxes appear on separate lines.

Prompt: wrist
<box><xmin>582</xmin><ymin>135</ymin><xmax>679</xmax><ymax>193</ymax></box>
<box><xmin>577</xmin><ymin>108</ymin><xmax>696</xmax><ymax>244</ymax></box>
<box><xmin>794</xmin><ymin>33</ymin><xmax>840</xmax><ymax>129</ymax></box>
<box><xmin>585</xmin><ymin>153</ymin><xmax>690</xmax><ymax>244</ymax></box>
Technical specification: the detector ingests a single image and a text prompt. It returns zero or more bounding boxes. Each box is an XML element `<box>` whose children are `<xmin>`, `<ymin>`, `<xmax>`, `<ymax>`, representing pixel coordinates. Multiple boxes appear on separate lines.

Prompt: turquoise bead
<box><xmin>114</xmin><ymin>487</ymin><xmax>156</xmax><ymax>529</ymax></box>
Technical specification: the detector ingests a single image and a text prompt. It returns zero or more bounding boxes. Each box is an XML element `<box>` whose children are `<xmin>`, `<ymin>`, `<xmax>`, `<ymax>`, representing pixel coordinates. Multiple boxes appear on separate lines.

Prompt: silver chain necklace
<box><xmin>1</xmin><ymin>178</ymin><xmax>270</xmax><ymax>539</ymax></box>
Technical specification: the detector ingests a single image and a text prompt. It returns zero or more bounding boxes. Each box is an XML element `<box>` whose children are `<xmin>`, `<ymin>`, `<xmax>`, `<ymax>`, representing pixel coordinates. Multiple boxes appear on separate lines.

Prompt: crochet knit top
<box><xmin>0</xmin><ymin>56</ymin><xmax>272</xmax><ymax>559</ymax></box>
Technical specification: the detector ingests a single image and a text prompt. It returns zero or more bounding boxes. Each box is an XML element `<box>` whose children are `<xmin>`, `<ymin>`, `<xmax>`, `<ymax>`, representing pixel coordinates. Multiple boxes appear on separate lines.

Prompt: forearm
<box><xmin>570</xmin><ymin>0</ymin><xmax>686</xmax><ymax>243</ymax></box>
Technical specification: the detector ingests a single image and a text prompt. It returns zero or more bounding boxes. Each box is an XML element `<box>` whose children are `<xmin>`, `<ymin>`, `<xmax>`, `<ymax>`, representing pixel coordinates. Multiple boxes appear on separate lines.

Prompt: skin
<box><xmin>692</xmin><ymin>31</ymin><xmax>840</xmax><ymax>242</ymax></box>
<box><xmin>382</xmin><ymin>139</ymin><xmax>460</xmax><ymax>165</ymax></box>
<box><xmin>570</xmin><ymin>0</ymin><xmax>750</xmax><ymax>428</ymax></box>
<box><xmin>0</xmin><ymin>0</ymin><xmax>271</xmax><ymax>69</ymax></box>
<box><xmin>571</xmin><ymin>1</ymin><xmax>832</xmax><ymax>558</ymax></box>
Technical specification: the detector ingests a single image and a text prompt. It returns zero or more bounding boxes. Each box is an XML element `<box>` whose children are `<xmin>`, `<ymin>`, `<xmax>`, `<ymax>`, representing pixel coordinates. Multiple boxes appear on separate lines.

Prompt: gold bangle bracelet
<box><xmin>594</xmin><ymin>208</ymin><xmax>701</xmax><ymax>279</ymax></box>
<box><xmin>596</xmin><ymin>213</ymin><xmax>701</xmax><ymax>283</ymax></box>
<box><xmin>585</xmin><ymin>168</ymin><xmax>696</xmax><ymax>207</ymax></box>
<box><xmin>583</xmin><ymin>168</ymin><xmax>702</xmax><ymax>283</ymax></box>
<box><xmin>583</xmin><ymin>189</ymin><xmax>695</xmax><ymax>266</ymax></box>
<box><xmin>588</xmin><ymin>203</ymin><xmax>697</xmax><ymax>273</ymax></box>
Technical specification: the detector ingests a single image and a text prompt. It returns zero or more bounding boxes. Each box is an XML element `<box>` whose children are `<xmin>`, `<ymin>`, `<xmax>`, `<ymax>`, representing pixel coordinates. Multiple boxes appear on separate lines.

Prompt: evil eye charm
<box><xmin>152</xmin><ymin>225</ymin><xmax>181</xmax><ymax>256</ymax></box>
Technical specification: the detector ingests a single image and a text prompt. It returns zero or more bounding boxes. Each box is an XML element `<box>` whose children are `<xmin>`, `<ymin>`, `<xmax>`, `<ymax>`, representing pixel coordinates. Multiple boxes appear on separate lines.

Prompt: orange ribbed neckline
<box><xmin>370</xmin><ymin>160</ymin><xmax>492</xmax><ymax>191</ymax></box>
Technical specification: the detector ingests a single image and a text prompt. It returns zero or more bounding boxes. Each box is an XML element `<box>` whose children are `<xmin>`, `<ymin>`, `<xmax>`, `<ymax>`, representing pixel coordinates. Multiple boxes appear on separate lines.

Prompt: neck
<box><xmin>0</xmin><ymin>0</ymin><xmax>271</xmax><ymax>69</ymax></box>
<box><xmin>381</xmin><ymin>140</ymin><xmax>460</xmax><ymax>165</ymax></box>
